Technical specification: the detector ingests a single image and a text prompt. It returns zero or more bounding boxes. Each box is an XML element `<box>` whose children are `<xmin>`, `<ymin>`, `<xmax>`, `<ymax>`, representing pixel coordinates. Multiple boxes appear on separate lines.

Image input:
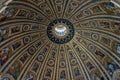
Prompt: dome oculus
<box><xmin>47</xmin><ymin>19</ymin><xmax>74</xmax><ymax>44</ymax></box>
<box><xmin>55</xmin><ymin>25</ymin><xmax>67</xmax><ymax>36</ymax></box>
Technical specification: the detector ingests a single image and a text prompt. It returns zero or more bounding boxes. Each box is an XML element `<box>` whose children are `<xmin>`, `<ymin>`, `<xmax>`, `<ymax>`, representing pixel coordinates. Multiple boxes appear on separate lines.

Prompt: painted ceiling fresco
<box><xmin>0</xmin><ymin>0</ymin><xmax>120</xmax><ymax>80</ymax></box>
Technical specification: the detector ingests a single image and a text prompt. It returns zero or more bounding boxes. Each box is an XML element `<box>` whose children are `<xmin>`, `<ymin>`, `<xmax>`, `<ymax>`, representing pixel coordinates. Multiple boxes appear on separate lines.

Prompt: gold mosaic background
<box><xmin>0</xmin><ymin>0</ymin><xmax>120</xmax><ymax>80</ymax></box>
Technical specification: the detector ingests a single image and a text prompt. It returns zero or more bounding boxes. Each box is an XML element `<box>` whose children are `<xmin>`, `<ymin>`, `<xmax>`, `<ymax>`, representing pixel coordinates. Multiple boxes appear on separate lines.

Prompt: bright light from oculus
<box><xmin>55</xmin><ymin>25</ymin><xmax>67</xmax><ymax>36</ymax></box>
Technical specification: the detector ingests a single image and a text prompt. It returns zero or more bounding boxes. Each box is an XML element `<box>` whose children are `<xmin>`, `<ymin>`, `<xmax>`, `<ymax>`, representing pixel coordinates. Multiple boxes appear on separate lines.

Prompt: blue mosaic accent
<box><xmin>117</xmin><ymin>43</ymin><xmax>120</xmax><ymax>54</ymax></box>
<box><xmin>47</xmin><ymin>19</ymin><xmax>75</xmax><ymax>44</ymax></box>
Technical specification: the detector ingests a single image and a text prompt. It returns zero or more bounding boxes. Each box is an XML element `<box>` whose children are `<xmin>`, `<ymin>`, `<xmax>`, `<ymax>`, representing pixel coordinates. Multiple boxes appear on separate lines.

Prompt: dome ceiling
<box><xmin>0</xmin><ymin>0</ymin><xmax>120</xmax><ymax>80</ymax></box>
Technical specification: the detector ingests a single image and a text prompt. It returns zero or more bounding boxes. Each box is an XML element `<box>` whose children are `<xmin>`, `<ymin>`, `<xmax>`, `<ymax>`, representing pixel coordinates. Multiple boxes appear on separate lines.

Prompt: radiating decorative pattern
<box><xmin>0</xmin><ymin>0</ymin><xmax>120</xmax><ymax>80</ymax></box>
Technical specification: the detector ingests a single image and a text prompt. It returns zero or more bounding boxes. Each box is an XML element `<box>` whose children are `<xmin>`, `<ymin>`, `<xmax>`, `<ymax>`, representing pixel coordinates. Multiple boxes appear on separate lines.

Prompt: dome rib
<box><xmin>0</xmin><ymin>0</ymin><xmax>120</xmax><ymax>80</ymax></box>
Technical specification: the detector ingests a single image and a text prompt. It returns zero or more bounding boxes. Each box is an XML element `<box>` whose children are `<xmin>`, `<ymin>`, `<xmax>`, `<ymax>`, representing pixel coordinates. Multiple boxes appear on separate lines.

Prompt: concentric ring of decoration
<box><xmin>0</xmin><ymin>0</ymin><xmax>120</xmax><ymax>80</ymax></box>
<box><xmin>47</xmin><ymin>19</ymin><xmax>74</xmax><ymax>44</ymax></box>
